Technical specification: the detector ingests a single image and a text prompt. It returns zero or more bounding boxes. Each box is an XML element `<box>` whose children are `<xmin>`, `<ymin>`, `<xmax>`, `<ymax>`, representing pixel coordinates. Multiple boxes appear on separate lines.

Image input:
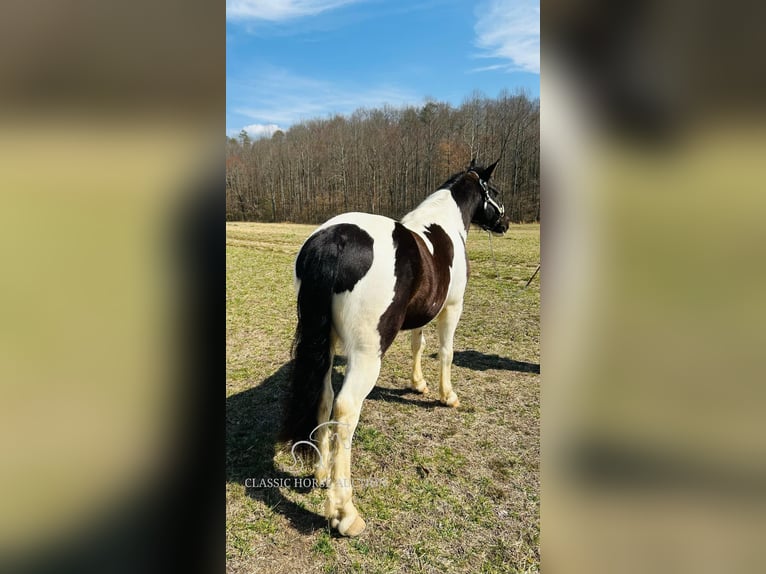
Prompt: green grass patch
<box><xmin>312</xmin><ymin>530</ymin><xmax>336</xmax><ymax>557</ymax></box>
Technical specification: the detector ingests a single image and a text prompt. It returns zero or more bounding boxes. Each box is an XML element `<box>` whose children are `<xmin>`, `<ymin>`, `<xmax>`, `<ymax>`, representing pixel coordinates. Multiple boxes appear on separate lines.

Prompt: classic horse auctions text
<box><xmin>245</xmin><ymin>477</ymin><xmax>389</xmax><ymax>489</ymax></box>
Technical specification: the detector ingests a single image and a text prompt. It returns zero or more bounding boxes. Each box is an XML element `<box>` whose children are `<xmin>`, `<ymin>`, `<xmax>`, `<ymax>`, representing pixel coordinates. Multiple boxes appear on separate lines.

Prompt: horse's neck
<box><xmin>400</xmin><ymin>189</ymin><xmax>467</xmax><ymax>239</ymax></box>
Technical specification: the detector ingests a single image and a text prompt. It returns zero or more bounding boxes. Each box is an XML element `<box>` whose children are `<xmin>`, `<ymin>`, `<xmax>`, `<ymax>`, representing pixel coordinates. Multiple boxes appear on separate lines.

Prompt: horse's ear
<box><xmin>482</xmin><ymin>159</ymin><xmax>500</xmax><ymax>180</ymax></box>
<box><xmin>469</xmin><ymin>158</ymin><xmax>477</xmax><ymax>169</ymax></box>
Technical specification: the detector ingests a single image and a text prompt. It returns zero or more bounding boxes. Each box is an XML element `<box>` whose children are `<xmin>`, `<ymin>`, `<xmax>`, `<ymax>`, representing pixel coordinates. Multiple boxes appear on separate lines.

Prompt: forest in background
<box><xmin>226</xmin><ymin>90</ymin><xmax>539</xmax><ymax>223</ymax></box>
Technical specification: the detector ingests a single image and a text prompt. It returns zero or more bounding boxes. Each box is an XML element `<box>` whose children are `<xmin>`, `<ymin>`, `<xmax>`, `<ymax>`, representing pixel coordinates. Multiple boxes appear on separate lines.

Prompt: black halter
<box><xmin>470</xmin><ymin>170</ymin><xmax>505</xmax><ymax>231</ymax></box>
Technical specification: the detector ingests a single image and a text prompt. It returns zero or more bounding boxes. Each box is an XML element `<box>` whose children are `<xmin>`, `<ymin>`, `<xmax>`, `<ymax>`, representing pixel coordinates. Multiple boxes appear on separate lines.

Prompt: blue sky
<box><xmin>227</xmin><ymin>0</ymin><xmax>539</xmax><ymax>138</ymax></box>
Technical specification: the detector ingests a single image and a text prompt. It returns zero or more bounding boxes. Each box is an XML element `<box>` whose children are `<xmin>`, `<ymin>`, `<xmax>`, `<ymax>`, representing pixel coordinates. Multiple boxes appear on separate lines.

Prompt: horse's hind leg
<box><xmin>437</xmin><ymin>302</ymin><xmax>463</xmax><ymax>408</ymax></box>
<box><xmin>314</xmin><ymin>331</ymin><xmax>338</xmax><ymax>485</ymax></box>
<box><xmin>410</xmin><ymin>328</ymin><xmax>429</xmax><ymax>394</ymax></box>
<box><xmin>325</xmin><ymin>350</ymin><xmax>380</xmax><ymax>537</ymax></box>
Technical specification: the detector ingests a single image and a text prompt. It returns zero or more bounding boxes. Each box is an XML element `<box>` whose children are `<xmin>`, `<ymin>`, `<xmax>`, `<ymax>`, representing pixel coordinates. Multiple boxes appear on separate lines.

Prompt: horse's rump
<box><xmin>281</xmin><ymin>223</ymin><xmax>374</xmax><ymax>447</ymax></box>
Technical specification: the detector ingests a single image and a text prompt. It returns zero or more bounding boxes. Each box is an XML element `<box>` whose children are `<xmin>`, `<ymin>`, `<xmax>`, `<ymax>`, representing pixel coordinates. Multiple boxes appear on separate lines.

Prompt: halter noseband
<box><xmin>469</xmin><ymin>170</ymin><xmax>505</xmax><ymax>230</ymax></box>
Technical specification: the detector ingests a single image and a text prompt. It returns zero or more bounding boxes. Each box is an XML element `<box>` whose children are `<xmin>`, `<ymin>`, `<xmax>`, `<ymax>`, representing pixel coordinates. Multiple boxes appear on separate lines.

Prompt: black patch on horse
<box><xmin>377</xmin><ymin>223</ymin><xmax>454</xmax><ymax>352</ymax></box>
<box><xmin>295</xmin><ymin>223</ymin><xmax>374</xmax><ymax>294</ymax></box>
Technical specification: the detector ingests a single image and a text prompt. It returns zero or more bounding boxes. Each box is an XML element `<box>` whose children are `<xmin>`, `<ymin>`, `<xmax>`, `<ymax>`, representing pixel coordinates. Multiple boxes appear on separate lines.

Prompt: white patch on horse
<box><xmin>401</xmin><ymin>189</ymin><xmax>467</xmax><ymax>251</ymax></box>
<box><xmin>317</xmin><ymin>212</ymin><xmax>398</xmax><ymax>357</ymax></box>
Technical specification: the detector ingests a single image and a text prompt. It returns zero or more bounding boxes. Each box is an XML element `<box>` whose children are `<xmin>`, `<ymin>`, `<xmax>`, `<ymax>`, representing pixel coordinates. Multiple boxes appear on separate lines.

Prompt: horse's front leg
<box><xmin>410</xmin><ymin>328</ymin><xmax>429</xmax><ymax>394</ymax></box>
<box><xmin>437</xmin><ymin>302</ymin><xmax>463</xmax><ymax>407</ymax></box>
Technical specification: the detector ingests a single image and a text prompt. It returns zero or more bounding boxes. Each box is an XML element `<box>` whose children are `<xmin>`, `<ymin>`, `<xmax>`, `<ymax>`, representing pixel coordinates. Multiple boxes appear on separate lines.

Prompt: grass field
<box><xmin>226</xmin><ymin>221</ymin><xmax>540</xmax><ymax>573</ymax></box>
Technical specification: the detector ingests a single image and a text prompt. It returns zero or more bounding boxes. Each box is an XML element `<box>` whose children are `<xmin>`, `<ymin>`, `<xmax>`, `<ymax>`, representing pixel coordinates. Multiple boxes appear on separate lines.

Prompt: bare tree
<box><xmin>225</xmin><ymin>92</ymin><xmax>540</xmax><ymax>223</ymax></box>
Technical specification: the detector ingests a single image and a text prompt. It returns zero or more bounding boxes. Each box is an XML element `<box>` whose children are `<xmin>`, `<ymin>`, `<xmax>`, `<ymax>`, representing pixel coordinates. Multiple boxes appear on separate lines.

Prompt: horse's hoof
<box><xmin>338</xmin><ymin>515</ymin><xmax>366</xmax><ymax>537</ymax></box>
<box><xmin>411</xmin><ymin>377</ymin><xmax>429</xmax><ymax>394</ymax></box>
<box><xmin>442</xmin><ymin>392</ymin><xmax>460</xmax><ymax>408</ymax></box>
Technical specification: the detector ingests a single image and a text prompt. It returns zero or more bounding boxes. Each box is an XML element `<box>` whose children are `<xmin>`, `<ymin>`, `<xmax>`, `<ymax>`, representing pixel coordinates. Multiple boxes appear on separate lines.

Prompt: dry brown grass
<box><xmin>227</xmin><ymin>221</ymin><xmax>539</xmax><ymax>573</ymax></box>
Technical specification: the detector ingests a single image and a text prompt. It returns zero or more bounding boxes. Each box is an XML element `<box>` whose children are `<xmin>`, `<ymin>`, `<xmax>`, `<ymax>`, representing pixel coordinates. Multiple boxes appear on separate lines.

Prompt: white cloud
<box><xmin>474</xmin><ymin>0</ymin><xmax>539</xmax><ymax>74</ymax></box>
<box><xmin>227</xmin><ymin>0</ymin><xmax>360</xmax><ymax>21</ymax></box>
<box><xmin>228</xmin><ymin>66</ymin><xmax>419</xmax><ymax>128</ymax></box>
<box><xmin>228</xmin><ymin>123</ymin><xmax>283</xmax><ymax>139</ymax></box>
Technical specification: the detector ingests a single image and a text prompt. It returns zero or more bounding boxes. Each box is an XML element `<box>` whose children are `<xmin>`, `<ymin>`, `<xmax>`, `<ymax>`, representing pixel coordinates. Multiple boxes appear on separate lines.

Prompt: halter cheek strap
<box><xmin>479</xmin><ymin>178</ymin><xmax>505</xmax><ymax>218</ymax></box>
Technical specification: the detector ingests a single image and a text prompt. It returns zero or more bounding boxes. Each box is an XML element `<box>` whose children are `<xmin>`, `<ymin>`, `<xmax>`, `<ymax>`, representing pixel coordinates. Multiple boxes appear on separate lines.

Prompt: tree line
<box><xmin>226</xmin><ymin>90</ymin><xmax>539</xmax><ymax>224</ymax></box>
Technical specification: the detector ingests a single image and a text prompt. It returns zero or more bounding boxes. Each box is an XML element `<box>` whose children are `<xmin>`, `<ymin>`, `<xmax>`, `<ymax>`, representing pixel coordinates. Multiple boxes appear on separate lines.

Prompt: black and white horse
<box><xmin>281</xmin><ymin>160</ymin><xmax>509</xmax><ymax>536</ymax></box>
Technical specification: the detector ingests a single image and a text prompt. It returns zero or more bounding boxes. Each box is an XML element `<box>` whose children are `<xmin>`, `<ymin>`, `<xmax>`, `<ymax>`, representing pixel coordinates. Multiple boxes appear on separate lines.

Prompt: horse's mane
<box><xmin>438</xmin><ymin>172</ymin><xmax>463</xmax><ymax>189</ymax></box>
<box><xmin>438</xmin><ymin>164</ymin><xmax>492</xmax><ymax>191</ymax></box>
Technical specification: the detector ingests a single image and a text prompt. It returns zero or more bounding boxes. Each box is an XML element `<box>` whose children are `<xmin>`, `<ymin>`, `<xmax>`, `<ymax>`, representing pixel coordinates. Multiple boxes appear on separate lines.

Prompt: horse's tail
<box><xmin>279</xmin><ymin>234</ymin><xmax>338</xmax><ymax>451</ymax></box>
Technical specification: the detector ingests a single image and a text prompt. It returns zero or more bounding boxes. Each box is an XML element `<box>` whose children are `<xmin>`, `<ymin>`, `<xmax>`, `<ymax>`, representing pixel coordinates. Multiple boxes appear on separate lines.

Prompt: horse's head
<box><xmin>467</xmin><ymin>159</ymin><xmax>510</xmax><ymax>234</ymax></box>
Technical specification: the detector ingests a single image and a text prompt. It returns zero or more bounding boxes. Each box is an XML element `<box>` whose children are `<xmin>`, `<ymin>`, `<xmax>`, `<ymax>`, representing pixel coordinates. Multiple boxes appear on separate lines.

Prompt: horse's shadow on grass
<box><xmin>226</xmin><ymin>361</ymin><xmax>328</xmax><ymax>535</ymax></box>
<box><xmin>449</xmin><ymin>350</ymin><xmax>540</xmax><ymax>374</ymax></box>
<box><xmin>367</xmin><ymin>351</ymin><xmax>539</xmax><ymax>407</ymax></box>
<box><xmin>366</xmin><ymin>385</ymin><xmax>442</xmax><ymax>408</ymax></box>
